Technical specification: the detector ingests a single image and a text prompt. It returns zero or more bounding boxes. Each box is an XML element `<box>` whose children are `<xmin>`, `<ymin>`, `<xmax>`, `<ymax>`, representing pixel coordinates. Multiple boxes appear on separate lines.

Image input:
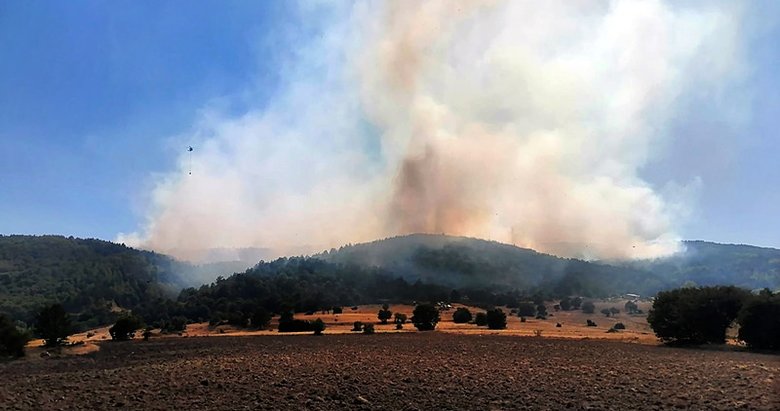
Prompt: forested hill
<box><xmin>625</xmin><ymin>240</ymin><xmax>780</xmax><ymax>291</ymax></box>
<box><xmin>316</xmin><ymin>234</ymin><xmax>664</xmax><ymax>295</ymax></box>
<box><xmin>317</xmin><ymin>234</ymin><xmax>780</xmax><ymax>294</ymax></box>
<box><xmin>0</xmin><ymin>235</ymin><xmax>195</xmax><ymax>329</ymax></box>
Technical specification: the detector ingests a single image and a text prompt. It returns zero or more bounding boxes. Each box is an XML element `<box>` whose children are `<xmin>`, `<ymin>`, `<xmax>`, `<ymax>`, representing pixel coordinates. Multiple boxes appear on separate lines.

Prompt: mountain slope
<box><xmin>0</xmin><ymin>235</ymin><xmax>198</xmax><ymax>329</ymax></box>
<box><xmin>318</xmin><ymin>234</ymin><xmax>780</xmax><ymax>295</ymax></box>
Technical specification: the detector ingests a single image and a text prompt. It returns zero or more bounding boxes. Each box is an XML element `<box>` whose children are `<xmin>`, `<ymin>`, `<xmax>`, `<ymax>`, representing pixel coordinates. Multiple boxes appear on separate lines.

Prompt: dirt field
<box><xmin>3</xmin><ymin>333</ymin><xmax>777</xmax><ymax>410</ymax></box>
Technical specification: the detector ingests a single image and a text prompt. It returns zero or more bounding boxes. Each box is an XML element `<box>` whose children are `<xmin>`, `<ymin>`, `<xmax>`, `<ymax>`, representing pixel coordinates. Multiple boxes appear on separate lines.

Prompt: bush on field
<box><xmin>516</xmin><ymin>302</ymin><xmax>536</xmax><ymax>317</ymax></box>
<box><xmin>109</xmin><ymin>314</ymin><xmax>144</xmax><ymax>341</ymax></box>
<box><xmin>474</xmin><ymin>312</ymin><xmax>488</xmax><ymax>326</ymax></box>
<box><xmin>452</xmin><ymin>307</ymin><xmax>472</xmax><ymax>324</ymax></box>
<box><xmin>411</xmin><ymin>304</ymin><xmax>440</xmax><ymax>331</ymax></box>
<box><xmin>486</xmin><ymin>308</ymin><xmax>507</xmax><ymax>330</ymax></box>
<box><xmin>363</xmin><ymin>323</ymin><xmax>375</xmax><ymax>334</ymax></box>
<box><xmin>581</xmin><ymin>301</ymin><xmax>595</xmax><ymax>314</ymax></box>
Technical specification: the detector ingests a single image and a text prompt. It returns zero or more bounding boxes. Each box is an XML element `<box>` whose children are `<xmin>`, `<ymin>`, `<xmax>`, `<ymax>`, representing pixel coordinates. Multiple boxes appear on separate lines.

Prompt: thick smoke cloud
<box><xmin>119</xmin><ymin>0</ymin><xmax>747</xmax><ymax>261</ymax></box>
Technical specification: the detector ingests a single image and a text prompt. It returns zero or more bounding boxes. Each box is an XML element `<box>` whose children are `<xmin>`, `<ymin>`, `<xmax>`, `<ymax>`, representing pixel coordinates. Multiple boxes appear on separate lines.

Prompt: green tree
<box><xmin>394</xmin><ymin>312</ymin><xmax>407</xmax><ymax>324</ymax></box>
<box><xmin>0</xmin><ymin>314</ymin><xmax>29</xmax><ymax>359</ymax></box>
<box><xmin>312</xmin><ymin>318</ymin><xmax>326</xmax><ymax>335</ymax></box>
<box><xmin>411</xmin><ymin>304</ymin><xmax>440</xmax><ymax>331</ymax></box>
<box><xmin>486</xmin><ymin>308</ymin><xmax>507</xmax><ymax>329</ymax></box>
<box><xmin>738</xmin><ymin>290</ymin><xmax>780</xmax><ymax>350</ymax></box>
<box><xmin>559</xmin><ymin>297</ymin><xmax>572</xmax><ymax>311</ymax></box>
<box><xmin>378</xmin><ymin>304</ymin><xmax>393</xmax><ymax>324</ymax></box>
<box><xmin>251</xmin><ymin>308</ymin><xmax>271</xmax><ymax>330</ymax></box>
<box><xmin>109</xmin><ymin>314</ymin><xmax>144</xmax><ymax>341</ymax></box>
<box><xmin>647</xmin><ymin>286</ymin><xmax>750</xmax><ymax>345</ymax></box>
<box><xmin>452</xmin><ymin>307</ymin><xmax>472</xmax><ymax>324</ymax></box>
<box><xmin>516</xmin><ymin>302</ymin><xmax>536</xmax><ymax>317</ymax></box>
<box><xmin>581</xmin><ymin>301</ymin><xmax>595</xmax><ymax>314</ymax></box>
<box><xmin>35</xmin><ymin>304</ymin><xmax>71</xmax><ymax>347</ymax></box>
<box><xmin>474</xmin><ymin>312</ymin><xmax>488</xmax><ymax>326</ymax></box>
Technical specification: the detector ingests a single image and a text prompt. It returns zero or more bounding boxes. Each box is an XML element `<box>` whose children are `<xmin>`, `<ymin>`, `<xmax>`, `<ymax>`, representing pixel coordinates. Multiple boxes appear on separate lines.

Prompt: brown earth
<box><xmin>2</xmin><ymin>333</ymin><xmax>777</xmax><ymax>410</ymax></box>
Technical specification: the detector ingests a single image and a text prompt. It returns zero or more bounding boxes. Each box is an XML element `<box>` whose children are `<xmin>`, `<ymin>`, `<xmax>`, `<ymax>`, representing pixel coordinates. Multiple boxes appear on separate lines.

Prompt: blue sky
<box><xmin>1</xmin><ymin>1</ymin><xmax>779</xmax><ymax>251</ymax></box>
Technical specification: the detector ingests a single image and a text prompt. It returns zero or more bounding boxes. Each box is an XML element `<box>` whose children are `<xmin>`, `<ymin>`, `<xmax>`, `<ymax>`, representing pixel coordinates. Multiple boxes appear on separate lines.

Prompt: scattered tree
<box><xmin>352</xmin><ymin>321</ymin><xmax>363</xmax><ymax>332</ymax></box>
<box><xmin>571</xmin><ymin>297</ymin><xmax>583</xmax><ymax>309</ymax></box>
<box><xmin>394</xmin><ymin>313</ymin><xmax>407</xmax><ymax>325</ymax></box>
<box><xmin>474</xmin><ymin>312</ymin><xmax>488</xmax><ymax>326</ymax></box>
<box><xmin>647</xmin><ymin>286</ymin><xmax>750</xmax><ymax>345</ymax></box>
<box><xmin>609</xmin><ymin>307</ymin><xmax>620</xmax><ymax>316</ymax></box>
<box><xmin>0</xmin><ymin>314</ymin><xmax>29</xmax><ymax>359</ymax></box>
<box><xmin>35</xmin><ymin>304</ymin><xmax>72</xmax><ymax>347</ymax></box>
<box><xmin>586</xmin><ymin>319</ymin><xmax>597</xmax><ymax>327</ymax></box>
<box><xmin>109</xmin><ymin>314</ymin><xmax>144</xmax><ymax>341</ymax></box>
<box><xmin>312</xmin><ymin>318</ymin><xmax>326</xmax><ymax>335</ymax></box>
<box><xmin>581</xmin><ymin>301</ymin><xmax>595</xmax><ymax>314</ymax></box>
<box><xmin>625</xmin><ymin>301</ymin><xmax>639</xmax><ymax>314</ymax></box>
<box><xmin>559</xmin><ymin>297</ymin><xmax>572</xmax><ymax>311</ymax></box>
<box><xmin>738</xmin><ymin>290</ymin><xmax>780</xmax><ymax>350</ymax></box>
<box><xmin>613</xmin><ymin>322</ymin><xmax>626</xmax><ymax>330</ymax></box>
<box><xmin>486</xmin><ymin>308</ymin><xmax>507</xmax><ymax>329</ymax></box>
<box><xmin>378</xmin><ymin>304</ymin><xmax>393</xmax><ymax>324</ymax></box>
<box><xmin>452</xmin><ymin>307</ymin><xmax>473</xmax><ymax>324</ymax></box>
<box><xmin>251</xmin><ymin>308</ymin><xmax>271</xmax><ymax>330</ymax></box>
<box><xmin>411</xmin><ymin>303</ymin><xmax>440</xmax><ymax>331</ymax></box>
<box><xmin>516</xmin><ymin>302</ymin><xmax>536</xmax><ymax>317</ymax></box>
<box><xmin>601</xmin><ymin>308</ymin><xmax>612</xmax><ymax>317</ymax></box>
<box><xmin>362</xmin><ymin>323</ymin><xmax>375</xmax><ymax>334</ymax></box>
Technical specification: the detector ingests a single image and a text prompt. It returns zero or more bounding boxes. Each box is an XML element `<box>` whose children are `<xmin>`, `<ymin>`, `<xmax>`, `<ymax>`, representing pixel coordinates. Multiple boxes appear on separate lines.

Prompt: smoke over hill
<box><xmin>119</xmin><ymin>1</ymin><xmax>748</xmax><ymax>261</ymax></box>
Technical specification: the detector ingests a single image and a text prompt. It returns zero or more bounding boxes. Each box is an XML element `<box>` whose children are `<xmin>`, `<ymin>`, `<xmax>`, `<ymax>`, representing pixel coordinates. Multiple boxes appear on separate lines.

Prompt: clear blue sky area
<box><xmin>1</xmin><ymin>2</ymin><xmax>778</xmax><ymax>248</ymax></box>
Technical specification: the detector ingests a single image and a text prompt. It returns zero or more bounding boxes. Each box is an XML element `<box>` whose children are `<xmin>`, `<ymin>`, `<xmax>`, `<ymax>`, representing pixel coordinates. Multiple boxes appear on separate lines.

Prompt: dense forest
<box><xmin>0</xmin><ymin>235</ymin><xmax>193</xmax><ymax>330</ymax></box>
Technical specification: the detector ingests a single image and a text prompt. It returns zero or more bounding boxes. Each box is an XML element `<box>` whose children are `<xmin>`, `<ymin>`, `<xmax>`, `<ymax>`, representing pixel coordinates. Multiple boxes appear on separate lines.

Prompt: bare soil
<box><xmin>2</xmin><ymin>333</ymin><xmax>777</xmax><ymax>410</ymax></box>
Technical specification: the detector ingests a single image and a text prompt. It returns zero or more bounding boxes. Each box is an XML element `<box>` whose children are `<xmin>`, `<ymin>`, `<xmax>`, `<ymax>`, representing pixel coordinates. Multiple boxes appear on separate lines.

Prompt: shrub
<box><xmin>109</xmin><ymin>315</ymin><xmax>144</xmax><ymax>341</ymax></box>
<box><xmin>396</xmin><ymin>323</ymin><xmax>403</xmax><ymax>330</ymax></box>
<box><xmin>601</xmin><ymin>308</ymin><xmax>611</xmax><ymax>317</ymax></box>
<box><xmin>486</xmin><ymin>308</ymin><xmax>507</xmax><ymax>329</ymax></box>
<box><xmin>647</xmin><ymin>286</ymin><xmax>750</xmax><ymax>345</ymax></box>
<box><xmin>312</xmin><ymin>318</ymin><xmax>326</xmax><ymax>335</ymax></box>
<box><xmin>571</xmin><ymin>297</ymin><xmax>583</xmax><ymax>309</ymax></box>
<box><xmin>452</xmin><ymin>307</ymin><xmax>472</xmax><ymax>324</ymax></box>
<box><xmin>559</xmin><ymin>297</ymin><xmax>572</xmax><ymax>311</ymax></box>
<box><xmin>0</xmin><ymin>314</ymin><xmax>29</xmax><ymax>359</ymax></box>
<box><xmin>586</xmin><ymin>319</ymin><xmax>597</xmax><ymax>327</ymax></box>
<box><xmin>520</xmin><ymin>316</ymin><xmax>526</xmax><ymax>323</ymax></box>
<box><xmin>394</xmin><ymin>313</ymin><xmax>407</xmax><ymax>324</ymax></box>
<box><xmin>738</xmin><ymin>291</ymin><xmax>780</xmax><ymax>350</ymax></box>
<box><xmin>581</xmin><ymin>301</ymin><xmax>595</xmax><ymax>314</ymax></box>
<box><xmin>613</xmin><ymin>322</ymin><xmax>626</xmax><ymax>330</ymax></box>
<box><xmin>411</xmin><ymin>304</ymin><xmax>440</xmax><ymax>331</ymax></box>
<box><xmin>332</xmin><ymin>306</ymin><xmax>343</xmax><ymax>314</ymax></box>
<box><xmin>516</xmin><ymin>302</ymin><xmax>536</xmax><ymax>317</ymax></box>
<box><xmin>609</xmin><ymin>307</ymin><xmax>620</xmax><ymax>316</ymax></box>
<box><xmin>378</xmin><ymin>304</ymin><xmax>393</xmax><ymax>324</ymax></box>
<box><xmin>363</xmin><ymin>323</ymin><xmax>375</xmax><ymax>334</ymax></box>
<box><xmin>474</xmin><ymin>312</ymin><xmax>488</xmax><ymax>326</ymax></box>
<box><xmin>352</xmin><ymin>321</ymin><xmax>364</xmax><ymax>331</ymax></box>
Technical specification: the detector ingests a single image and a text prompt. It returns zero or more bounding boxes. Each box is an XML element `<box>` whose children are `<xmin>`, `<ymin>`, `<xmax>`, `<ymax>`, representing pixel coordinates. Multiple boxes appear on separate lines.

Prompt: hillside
<box><xmin>318</xmin><ymin>234</ymin><xmax>780</xmax><ymax>295</ymax></box>
<box><xmin>0</xmin><ymin>235</ymin><xmax>199</xmax><ymax>329</ymax></box>
<box><xmin>627</xmin><ymin>240</ymin><xmax>780</xmax><ymax>291</ymax></box>
<box><xmin>317</xmin><ymin>234</ymin><xmax>663</xmax><ymax>295</ymax></box>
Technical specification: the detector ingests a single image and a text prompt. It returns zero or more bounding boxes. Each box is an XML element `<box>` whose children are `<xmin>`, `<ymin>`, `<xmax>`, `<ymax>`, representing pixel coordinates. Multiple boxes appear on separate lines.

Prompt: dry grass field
<box><xmin>36</xmin><ymin>301</ymin><xmax>660</xmax><ymax>346</ymax></box>
<box><xmin>3</xmin><ymin>332</ymin><xmax>778</xmax><ymax>410</ymax></box>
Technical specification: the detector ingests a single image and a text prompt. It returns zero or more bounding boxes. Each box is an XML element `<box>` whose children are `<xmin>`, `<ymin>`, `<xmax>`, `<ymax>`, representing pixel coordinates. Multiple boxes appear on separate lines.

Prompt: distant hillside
<box><xmin>316</xmin><ymin>234</ymin><xmax>664</xmax><ymax>296</ymax></box>
<box><xmin>318</xmin><ymin>234</ymin><xmax>780</xmax><ymax>295</ymax></box>
<box><xmin>0</xmin><ymin>235</ymin><xmax>233</xmax><ymax>329</ymax></box>
<box><xmin>625</xmin><ymin>241</ymin><xmax>780</xmax><ymax>291</ymax></box>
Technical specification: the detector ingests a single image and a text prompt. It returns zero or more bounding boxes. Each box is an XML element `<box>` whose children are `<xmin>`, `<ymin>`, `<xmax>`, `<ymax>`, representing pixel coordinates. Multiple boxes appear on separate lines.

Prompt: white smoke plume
<box><xmin>119</xmin><ymin>0</ymin><xmax>748</xmax><ymax>261</ymax></box>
